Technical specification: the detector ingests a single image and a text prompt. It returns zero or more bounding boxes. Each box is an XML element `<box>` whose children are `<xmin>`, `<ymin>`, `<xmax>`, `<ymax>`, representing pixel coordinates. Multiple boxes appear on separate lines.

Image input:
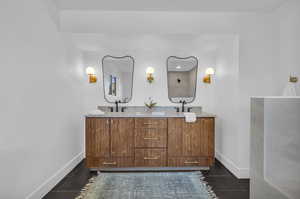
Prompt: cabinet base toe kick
<box><xmin>90</xmin><ymin>166</ymin><xmax>210</xmax><ymax>172</ymax></box>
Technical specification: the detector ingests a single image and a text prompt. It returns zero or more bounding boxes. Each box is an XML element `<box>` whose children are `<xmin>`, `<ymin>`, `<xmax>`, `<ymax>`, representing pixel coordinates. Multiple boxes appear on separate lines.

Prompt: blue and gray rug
<box><xmin>76</xmin><ymin>172</ymin><xmax>217</xmax><ymax>199</ymax></box>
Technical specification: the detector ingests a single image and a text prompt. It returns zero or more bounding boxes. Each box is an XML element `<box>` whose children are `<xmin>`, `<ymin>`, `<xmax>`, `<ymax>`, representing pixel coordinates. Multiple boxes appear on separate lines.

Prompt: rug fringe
<box><xmin>195</xmin><ymin>171</ymin><xmax>218</xmax><ymax>199</ymax></box>
<box><xmin>74</xmin><ymin>176</ymin><xmax>97</xmax><ymax>199</ymax></box>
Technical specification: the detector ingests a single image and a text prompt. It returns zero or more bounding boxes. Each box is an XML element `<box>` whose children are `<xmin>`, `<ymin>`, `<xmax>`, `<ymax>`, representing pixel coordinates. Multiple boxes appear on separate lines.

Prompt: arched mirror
<box><xmin>102</xmin><ymin>55</ymin><xmax>134</xmax><ymax>103</ymax></box>
<box><xmin>167</xmin><ymin>56</ymin><xmax>198</xmax><ymax>104</ymax></box>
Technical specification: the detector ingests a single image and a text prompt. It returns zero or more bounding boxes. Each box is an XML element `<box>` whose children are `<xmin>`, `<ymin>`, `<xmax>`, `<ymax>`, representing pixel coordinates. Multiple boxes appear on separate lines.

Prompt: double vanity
<box><xmin>85</xmin><ymin>55</ymin><xmax>216</xmax><ymax>171</ymax></box>
<box><xmin>85</xmin><ymin>107</ymin><xmax>215</xmax><ymax>170</ymax></box>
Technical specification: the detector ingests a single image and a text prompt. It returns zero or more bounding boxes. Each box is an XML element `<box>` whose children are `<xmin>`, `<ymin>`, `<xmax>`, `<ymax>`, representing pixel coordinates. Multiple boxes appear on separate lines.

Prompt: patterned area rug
<box><xmin>75</xmin><ymin>172</ymin><xmax>217</xmax><ymax>199</ymax></box>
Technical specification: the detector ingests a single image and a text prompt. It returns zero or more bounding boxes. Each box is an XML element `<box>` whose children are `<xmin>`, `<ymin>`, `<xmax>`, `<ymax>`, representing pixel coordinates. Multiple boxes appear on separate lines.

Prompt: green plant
<box><xmin>145</xmin><ymin>97</ymin><xmax>157</xmax><ymax>109</ymax></box>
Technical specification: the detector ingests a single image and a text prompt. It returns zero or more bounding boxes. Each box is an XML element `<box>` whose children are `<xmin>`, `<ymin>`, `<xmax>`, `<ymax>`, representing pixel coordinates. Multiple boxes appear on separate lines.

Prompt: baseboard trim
<box><xmin>216</xmin><ymin>151</ymin><xmax>249</xmax><ymax>179</ymax></box>
<box><xmin>26</xmin><ymin>152</ymin><xmax>84</xmax><ymax>199</ymax></box>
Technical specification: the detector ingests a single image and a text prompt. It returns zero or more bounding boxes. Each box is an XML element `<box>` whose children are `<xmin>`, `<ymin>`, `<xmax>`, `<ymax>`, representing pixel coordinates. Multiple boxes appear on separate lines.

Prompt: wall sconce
<box><xmin>146</xmin><ymin>67</ymin><xmax>155</xmax><ymax>83</ymax></box>
<box><xmin>86</xmin><ymin>67</ymin><xmax>97</xmax><ymax>83</ymax></box>
<box><xmin>203</xmin><ymin>67</ymin><xmax>215</xmax><ymax>84</ymax></box>
<box><xmin>290</xmin><ymin>76</ymin><xmax>298</xmax><ymax>83</ymax></box>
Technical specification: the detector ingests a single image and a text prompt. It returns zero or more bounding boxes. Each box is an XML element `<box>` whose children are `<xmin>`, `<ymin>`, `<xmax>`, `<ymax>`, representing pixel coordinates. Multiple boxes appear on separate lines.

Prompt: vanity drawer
<box><xmin>167</xmin><ymin>157</ymin><xmax>209</xmax><ymax>167</ymax></box>
<box><xmin>86</xmin><ymin>157</ymin><xmax>134</xmax><ymax>168</ymax></box>
<box><xmin>135</xmin><ymin>118</ymin><xmax>167</xmax><ymax>129</ymax></box>
<box><xmin>135</xmin><ymin>149</ymin><xmax>167</xmax><ymax>167</ymax></box>
<box><xmin>135</xmin><ymin>128</ymin><xmax>167</xmax><ymax>148</ymax></box>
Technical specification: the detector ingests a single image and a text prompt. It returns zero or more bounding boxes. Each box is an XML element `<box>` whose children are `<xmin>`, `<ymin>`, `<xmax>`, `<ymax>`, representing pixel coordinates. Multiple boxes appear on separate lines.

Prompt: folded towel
<box><xmin>88</xmin><ymin>110</ymin><xmax>105</xmax><ymax>115</ymax></box>
<box><xmin>184</xmin><ymin>112</ymin><xmax>196</xmax><ymax>123</ymax></box>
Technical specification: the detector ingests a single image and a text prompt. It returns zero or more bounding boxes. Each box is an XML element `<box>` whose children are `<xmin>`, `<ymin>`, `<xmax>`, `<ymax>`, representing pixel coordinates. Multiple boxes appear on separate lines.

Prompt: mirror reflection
<box><xmin>167</xmin><ymin>56</ymin><xmax>198</xmax><ymax>103</ymax></box>
<box><xmin>102</xmin><ymin>55</ymin><xmax>134</xmax><ymax>103</ymax></box>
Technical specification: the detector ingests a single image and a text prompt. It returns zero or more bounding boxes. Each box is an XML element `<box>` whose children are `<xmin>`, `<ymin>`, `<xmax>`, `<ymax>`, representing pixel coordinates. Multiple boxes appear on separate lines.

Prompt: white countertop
<box><xmin>85</xmin><ymin>106</ymin><xmax>216</xmax><ymax>118</ymax></box>
<box><xmin>86</xmin><ymin>111</ymin><xmax>216</xmax><ymax>118</ymax></box>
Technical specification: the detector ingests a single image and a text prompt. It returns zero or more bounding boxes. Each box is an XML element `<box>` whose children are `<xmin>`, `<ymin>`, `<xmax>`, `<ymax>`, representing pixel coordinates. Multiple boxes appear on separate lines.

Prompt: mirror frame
<box><xmin>101</xmin><ymin>55</ymin><xmax>135</xmax><ymax>104</ymax></box>
<box><xmin>166</xmin><ymin>56</ymin><xmax>198</xmax><ymax>104</ymax></box>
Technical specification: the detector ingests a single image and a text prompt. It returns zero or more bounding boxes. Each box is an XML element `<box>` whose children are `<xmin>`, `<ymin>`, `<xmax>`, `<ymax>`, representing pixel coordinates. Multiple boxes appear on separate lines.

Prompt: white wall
<box><xmin>277</xmin><ymin>1</ymin><xmax>300</xmax><ymax>94</ymax></box>
<box><xmin>0</xmin><ymin>1</ymin><xmax>87</xmax><ymax>198</ymax></box>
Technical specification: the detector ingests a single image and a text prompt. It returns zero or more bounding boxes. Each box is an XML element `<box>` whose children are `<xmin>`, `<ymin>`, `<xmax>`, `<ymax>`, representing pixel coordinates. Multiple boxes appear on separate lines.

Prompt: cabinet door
<box><xmin>182</xmin><ymin>119</ymin><xmax>202</xmax><ymax>156</ymax></box>
<box><xmin>111</xmin><ymin>118</ymin><xmax>134</xmax><ymax>157</ymax></box>
<box><xmin>86</xmin><ymin>118</ymin><xmax>110</xmax><ymax>158</ymax></box>
<box><xmin>168</xmin><ymin>118</ymin><xmax>214</xmax><ymax>157</ymax></box>
<box><xmin>168</xmin><ymin>118</ymin><xmax>184</xmax><ymax>156</ymax></box>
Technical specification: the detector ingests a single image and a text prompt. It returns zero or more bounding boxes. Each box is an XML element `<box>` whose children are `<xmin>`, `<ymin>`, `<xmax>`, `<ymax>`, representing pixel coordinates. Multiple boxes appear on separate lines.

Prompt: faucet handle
<box><xmin>187</xmin><ymin>107</ymin><xmax>192</xmax><ymax>112</ymax></box>
<box><xmin>121</xmin><ymin>107</ymin><xmax>126</xmax><ymax>112</ymax></box>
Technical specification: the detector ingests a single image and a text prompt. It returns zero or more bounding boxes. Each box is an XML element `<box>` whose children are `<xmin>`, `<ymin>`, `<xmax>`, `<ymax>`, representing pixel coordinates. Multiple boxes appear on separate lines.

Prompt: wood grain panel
<box><xmin>135</xmin><ymin>118</ymin><xmax>167</xmax><ymax>129</ymax></box>
<box><xmin>135</xmin><ymin>128</ymin><xmax>167</xmax><ymax>148</ymax></box>
<box><xmin>111</xmin><ymin>118</ymin><xmax>134</xmax><ymax>157</ymax></box>
<box><xmin>135</xmin><ymin>149</ymin><xmax>167</xmax><ymax>167</ymax></box>
<box><xmin>183</xmin><ymin>119</ymin><xmax>202</xmax><ymax>156</ymax></box>
<box><xmin>206</xmin><ymin>118</ymin><xmax>215</xmax><ymax>158</ymax></box>
<box><xmin>199</xmin><ymin>119</ymin><xmax>209</xmax><ymax>156</ymax></box>
<box><xmin>167</xmin><ymin>118</ymin><xmax>183</xmax><ymax>156</ymax></box>
<box><xmin>168</xmin><ymin>157</ymin><xmax>209</xmax><ymax>167</ymax></box>
<box><xmin>86</xmin><ymin>157</ymin><xmax>134</xmax><ymax>168</ymax></box>
<box><xmin>85</xmin><ymin>118</ymin><xmax>110</xmax><ymax>158</ymax></box>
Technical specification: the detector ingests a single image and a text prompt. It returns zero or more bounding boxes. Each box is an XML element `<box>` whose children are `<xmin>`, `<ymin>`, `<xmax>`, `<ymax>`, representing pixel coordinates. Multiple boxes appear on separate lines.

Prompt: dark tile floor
<box><xmin>44</xmin><ymin>159</ymin><xmax>249</xmax><ymax>199</ymax></box>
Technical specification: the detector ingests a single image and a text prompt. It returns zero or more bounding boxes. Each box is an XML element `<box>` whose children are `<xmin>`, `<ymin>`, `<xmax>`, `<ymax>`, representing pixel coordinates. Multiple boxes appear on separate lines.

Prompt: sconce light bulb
<box><xmin>205</xmin><ymin>67</ymin><xmax>215</xmax><ymax>75</ymax></box>
<box><xmin>86</xmin><ymin>67</ymin><xmax>96</xmax><ymax>75</ymax></box>
<box><xmin>146</xmin><ymin>67</ymin><xmax>155</xmax><ymax>83</ymax></box>
<box><xmin>146</xmin><ymin>67</ymin><xmax>155</xmax><ymax>74</ymax></box>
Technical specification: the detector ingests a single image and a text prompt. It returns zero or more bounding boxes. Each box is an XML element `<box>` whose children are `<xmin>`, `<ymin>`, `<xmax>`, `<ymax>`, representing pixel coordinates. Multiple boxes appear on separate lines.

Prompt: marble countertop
<box><xmin>85</xmin><ymin>106</ymin><xmax>216</xmax><ymax>118</ymax></box>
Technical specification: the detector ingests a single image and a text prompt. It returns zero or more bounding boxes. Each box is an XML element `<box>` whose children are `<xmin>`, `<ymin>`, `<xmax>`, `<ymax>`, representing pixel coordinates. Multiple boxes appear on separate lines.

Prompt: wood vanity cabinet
<box><xmin>86</xmin><ymin>117</ymin><xmax>215</xmax><ymax>169</ymax></box>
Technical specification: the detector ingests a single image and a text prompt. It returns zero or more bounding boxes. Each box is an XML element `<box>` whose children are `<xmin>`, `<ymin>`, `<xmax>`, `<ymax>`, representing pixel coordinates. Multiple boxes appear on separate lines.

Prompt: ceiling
<box><xmin>54</xmin><ymin>0</ymin><xmax>287</xmax><ymax>12</ymax></box>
